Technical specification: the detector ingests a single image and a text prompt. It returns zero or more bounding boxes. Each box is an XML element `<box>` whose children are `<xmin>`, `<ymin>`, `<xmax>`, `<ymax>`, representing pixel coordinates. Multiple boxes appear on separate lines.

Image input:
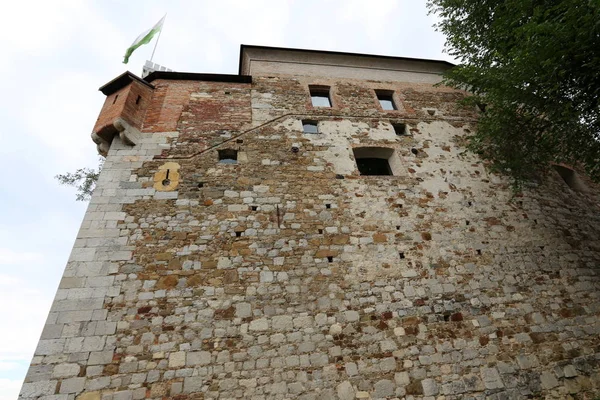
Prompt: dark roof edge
<box><xmin>238</xmin><ymin>44</ymin><xmax>455</xmax><ymax>75</ymax></box>
<box><xmin>99</xmin><ymin>71</ymin><xmax>252</xmax><ymax>96</ymax></box>
<box><xmin>144</xmin><ymin>71</ymin><xmax>252</xmax><ymax>84</ymax></box>
<box><xmin>99</xmin><ymin>71</ymin><xmax>154</xmax><ymax>95</ymax></box>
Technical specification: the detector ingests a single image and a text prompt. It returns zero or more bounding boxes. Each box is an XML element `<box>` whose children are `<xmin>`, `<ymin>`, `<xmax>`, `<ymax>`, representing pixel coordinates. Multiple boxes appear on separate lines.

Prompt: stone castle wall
<box><xmin>20</xmin><ymin>72</ymin><xmax>600</xmax><ymax>400</ymax></box>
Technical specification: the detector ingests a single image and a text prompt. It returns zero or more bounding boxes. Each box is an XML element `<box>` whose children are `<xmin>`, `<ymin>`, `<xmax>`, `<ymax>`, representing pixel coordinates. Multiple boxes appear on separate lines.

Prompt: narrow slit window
<box><xmin>309</xmin><ymin>86</ymin><xmax>331</xmax><ymax>107</ymax></box>
<box><xmin>218</xmin><ymin>149</ymin><xmax>238</xmax><ymax>164</ymax></box>
<box><xmin>376</xmin><ymin>90</ymin><xmax>396</xmax><ymax>111</ymax></box>
<box><xmin>303</xmin><ymin>120</ymin><xmax>319</xmax><ymax>134</ymax></box>
<box><xmin>135</xmin><ymin>95</ymin><xmax>142</xmax><ymax>105</ymax></box>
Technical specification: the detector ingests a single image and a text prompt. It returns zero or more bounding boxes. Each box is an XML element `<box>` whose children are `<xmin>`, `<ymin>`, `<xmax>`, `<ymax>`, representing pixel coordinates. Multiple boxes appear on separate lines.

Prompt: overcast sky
<box><xmin>0</xmin><ymin>1</ymin><xmax>450</xmax><ymax>397</ymax></box>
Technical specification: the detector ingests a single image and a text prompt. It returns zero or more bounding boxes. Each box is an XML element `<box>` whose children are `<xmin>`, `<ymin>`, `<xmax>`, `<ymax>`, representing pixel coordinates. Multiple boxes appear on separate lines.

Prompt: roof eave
<box><xmin>238</xmin><ymin>44</ymin><xmax>455</xmax><ymax>75</ymax></box>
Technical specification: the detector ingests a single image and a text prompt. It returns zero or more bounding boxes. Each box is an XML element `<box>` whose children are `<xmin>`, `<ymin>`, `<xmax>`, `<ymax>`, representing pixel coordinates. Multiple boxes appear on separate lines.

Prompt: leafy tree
<box><xmin>55</xmin><ymin>157</ymin><xmax>104</xmax><ymax>201</ymax></box>
<box><xmin>427</xmin><ymin>0</ymin><xmax>600</xmax><ymax>184</ymax></box>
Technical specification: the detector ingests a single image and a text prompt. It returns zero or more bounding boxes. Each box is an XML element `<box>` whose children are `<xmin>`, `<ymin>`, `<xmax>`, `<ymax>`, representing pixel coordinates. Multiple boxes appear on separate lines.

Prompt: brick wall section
<box><xmin>170</xmin><ymin>82</ymin><xmax>252</xmax><ymax>158</ymax></box>
<box><xmin>122</xmin><ymin>81</ymin><xmax>154</xmax><ymax>130</ymax></box>
<box><xmin>92</xmin><ymin>81</ymin><xmax>153</xmax><ymax>140</ymax></box>
<box><xmin>142</xmin><ymin>80</ymin><xmax>192</xmax><ymax>133</ymax></box>
<box><xmin>20</xmin><ymin>72</ymin><xmax>600</xmax><ymax>399</ymax></box>
<box><xmin>141</xmin><ymin>80</ymin><xmax>252</xmax><ymax>136</ymax></box>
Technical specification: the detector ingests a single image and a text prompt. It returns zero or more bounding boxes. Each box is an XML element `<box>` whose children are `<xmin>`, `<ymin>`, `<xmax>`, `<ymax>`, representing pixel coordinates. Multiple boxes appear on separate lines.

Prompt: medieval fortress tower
<box><xmin>20</xmin><ymin>46</ymin><xmax>600</xmax><ymax>399</ymax></box>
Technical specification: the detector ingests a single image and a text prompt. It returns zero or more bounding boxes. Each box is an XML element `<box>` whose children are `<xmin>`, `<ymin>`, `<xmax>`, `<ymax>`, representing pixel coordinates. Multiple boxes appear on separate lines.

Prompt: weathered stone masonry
<box><xmin>21</xmin><ymin>46</ymin><xmax>600</xmax><ymax>400</ymax></box>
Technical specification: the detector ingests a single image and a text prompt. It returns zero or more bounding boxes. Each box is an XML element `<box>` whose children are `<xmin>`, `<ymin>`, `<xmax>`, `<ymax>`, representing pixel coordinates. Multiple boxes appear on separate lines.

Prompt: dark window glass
<box><xmin>356</xmin><ymin>158</ymin><xmax>392</xmax><ymax>176</ymax></box>
<box><xmin>393</xmin><ymin>123</ymin><xmax>406</xmax><ymax>135</ymax></box>
<box><xmin>303</xmin><ymin>120</ymin><xmax>319</xmax><ymax>134</ymax></box>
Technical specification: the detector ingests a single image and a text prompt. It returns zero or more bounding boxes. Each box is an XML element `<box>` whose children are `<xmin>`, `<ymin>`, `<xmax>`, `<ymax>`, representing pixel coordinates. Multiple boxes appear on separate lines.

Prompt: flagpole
<box><xmin>150</xmin><ymin>14</ymin><xmax>166</xmax><ymax>62</ymax></box>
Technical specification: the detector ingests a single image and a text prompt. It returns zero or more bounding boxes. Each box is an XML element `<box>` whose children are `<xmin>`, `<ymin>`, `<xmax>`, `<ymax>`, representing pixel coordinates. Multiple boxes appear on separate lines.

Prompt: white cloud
<box><xmin>0</xmin><ymin>2</ymin><xmax>119</xmax><ymax>76</ymax></box>
<box><xmin>0</xmin><ymin>273</ymin><xmax>52</xmax><ymax>397</ymax></box>
<box><xmin>0</xmin><ymin>362</ymin><xmax>24</xmax><ymax>372</ymax></box>
<box><xmin>0</xmin><ymin>378</ymin><xmax>22</xmax><ymax>400</ymax></box>
<box><xmin>0</xmin><ymin>275</ymin><xmax>51</xmax><ymax>358</ymax></box>
<box><xmin>15</xmin><ymin>71</ymin><xmax>102</xmax><ymax>172</ymax></box>
<box><xmin>339</xmin><ymin>0</ymin><xmax>400</xmax><ymax>41</ymax></box>
<box><xmin>0</xmin><ymin>249</ymin><xmax>42</xmax><ymax>266</ymax></box>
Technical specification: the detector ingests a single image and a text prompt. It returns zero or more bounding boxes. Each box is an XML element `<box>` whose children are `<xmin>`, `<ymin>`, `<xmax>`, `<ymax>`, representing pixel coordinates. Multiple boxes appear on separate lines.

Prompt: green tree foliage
<box><xmin>55</xmin><ymin>157</ymin><xmax>104</xmax><ymax>201</ymax></box>
<box><xmin>428</xmin><ymin>0</ymin><xmax>600</xmax><ymax>183</ymax></box>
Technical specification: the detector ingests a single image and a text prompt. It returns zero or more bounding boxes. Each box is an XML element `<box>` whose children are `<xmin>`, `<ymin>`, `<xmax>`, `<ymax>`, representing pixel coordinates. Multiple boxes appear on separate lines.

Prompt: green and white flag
<box><xmin>123</xmin><ymin>15</ymin><xmax>165</xmax><ymax>64</ymax></box>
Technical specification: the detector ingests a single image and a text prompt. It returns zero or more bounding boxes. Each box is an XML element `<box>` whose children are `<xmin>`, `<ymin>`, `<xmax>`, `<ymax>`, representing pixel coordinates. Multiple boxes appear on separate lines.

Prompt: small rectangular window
<box><xmin>393</xmin><ymin>123</ymin><xmax>407</xmax><ymax>136</ymax></box>
<box><xmin>356</xmin><ymin>158</ymin><xmax>392</xmax><ymax>176</ymax></box>
<box><xmin>353</xmin><ymin>147</ymin><xmax>395</xmax><ymax>176</ymax></box>
<box><xmin>309</xmin><ymin>86</ymin><xmax>331</xmax><ymax>107</ymax></box>
<box><xmin>302</xmin><ymin>120</ymin><xmax>319</xmax><ymax>134</ymax></box>
<box><xmin>376</xmin><ymin>90</ymin><xmax>396</xmax><ymax>111</ymax></box>
<box><xmin>218</xmin><ymin>149</ymin><xmax>238</xmax><ymax>164</ymax></box>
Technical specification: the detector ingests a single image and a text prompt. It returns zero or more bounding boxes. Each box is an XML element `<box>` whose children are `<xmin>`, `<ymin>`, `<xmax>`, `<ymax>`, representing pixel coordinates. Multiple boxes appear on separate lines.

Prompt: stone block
<box><xmin>540</xmin><ymin>371</ymin><xmax>559</xmax><ymax>389</ymax></box>
<box><xmin>85</xmin><ymin>376</ymin><xmax>110</xmax><ymax>390</ymax></box>
<box><xmin>183</xmin><ymin>376</ymin><xmax>204</xmax><ymax>393</ymax></box>
<box><xmin>59</xmin><ymin>377</ymin><xmax>85</xmax><ymax>394</ymax></box>
<box><xmin>422</xmin><ymin>378</ymin><xmax>438</xmax><ymax>396</ymax></box>
<box><xmin>564</xmin><ymin>364</ymin><xmax>578</xmax><ymax>378</ymax></box>
<box><xmin>88</xmin><ymin>350</ymin><xmax>113</xmax><ymax>365</ymax></box>
<box><xmin>187</xmin><ymin>351</ymin><xmax>211</xmax><ymax>366</ymax></box>
<box><xmin>395</xmin><ymin>371</ymin><xmax>410</xmax><ymax>386</ymax></box>
<box><xmin>235</xmin><ymin>302</ymin><xmax>252</xmax><ymax>318</ymax></box>
<box><xmin>374</xmin><ymin>379</ymin><xmax>394</xmax><ymax>398</ymax></box>
<box><xmin>35</xmin><ymin>339</ymin><xmax>66</xmax><ymax>355</ymax></box>
<box><xmin>345</xmin><ymin>362</ymin><xmax>359</xmax><ymax>376</ymax></box>
<box><xmin>20</xmin><ymin>381</ymin><xmax>58</xmax><ymax>397</ymax></box>
<box><xmin>337</xmin><ymin>381</ymin><xmax>355</xmax><ymax>400</ymax></box>
<box><xmin>517</xmin><ymin>354</ymin><xmax>540</xmax><ymax>369</ymax></box>
<box><xmin>272</xmin><ymin>315</ymin><xmax>293</xmax><ymax>330</ymax></box>
<box><xmin>112</xmin><ymin>391</ymin><xmax>133</xmax><ymax>400</ymax></box>
<box><xmin>56</xmin><ymin>310</ymin><xmax>93</xmax><ymax>324</ymax></box>
<box><xmin>481</xmin><ymin>367</ymin><xmax>504</xmax><ymax>389</ymax></box>
<box><xmin>169</xmin><ymin>351</ymin><xmax>186</xmax><ymax>368</ymax></box>
<box><xmin>344</xmin><ymin>310</ymin><xmax>360</xmax><ymax>322</ymax></box>
<box><xmin>52</xmin><ymin>363</ymin><xmax>80</xmax><ymax>378</ymax></box>
<box><xmin>76</xmin><ymin>392</ymin><xmax>101</xmax><ymax>400</ymax></box>
<box><xmin>40</xmin><ymin>324</ymin><xmax>64</xmax><ymax>340</ymax></box>
<box><xmin>380</xmin><ymin>357</ymin><xmax>397</xmax><ymax>372</ymax></box>
<box><xmin>249</xmin><ymin>318</ymin><xmax>269</xmax><ymax>331</ymax></box>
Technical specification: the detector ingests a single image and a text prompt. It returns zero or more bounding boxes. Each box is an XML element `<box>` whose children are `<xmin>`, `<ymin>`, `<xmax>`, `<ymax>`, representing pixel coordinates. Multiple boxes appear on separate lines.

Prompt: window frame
<box><xmin>392</xmin><ymin>122</ymin><xmax>408</xmax><ymax>136</ymax></box>
<box><xmin>302</xmin><ymin>120</ymin><xmax>319</xmax><ymax>134</ymax></box>
<box><xmin>375</xmin><ymin>90</ymin><xmax>397</xmax><ymax>111</ymax></box>
<box><xmin>309</xmin><ymin>85</ymin><xmax>332</xmax><ymax>108</ymax></box>
<box><xmin>353</xmin><ymin>146</ymin><xmax>401</xmax><ymax>176</ymax></box>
